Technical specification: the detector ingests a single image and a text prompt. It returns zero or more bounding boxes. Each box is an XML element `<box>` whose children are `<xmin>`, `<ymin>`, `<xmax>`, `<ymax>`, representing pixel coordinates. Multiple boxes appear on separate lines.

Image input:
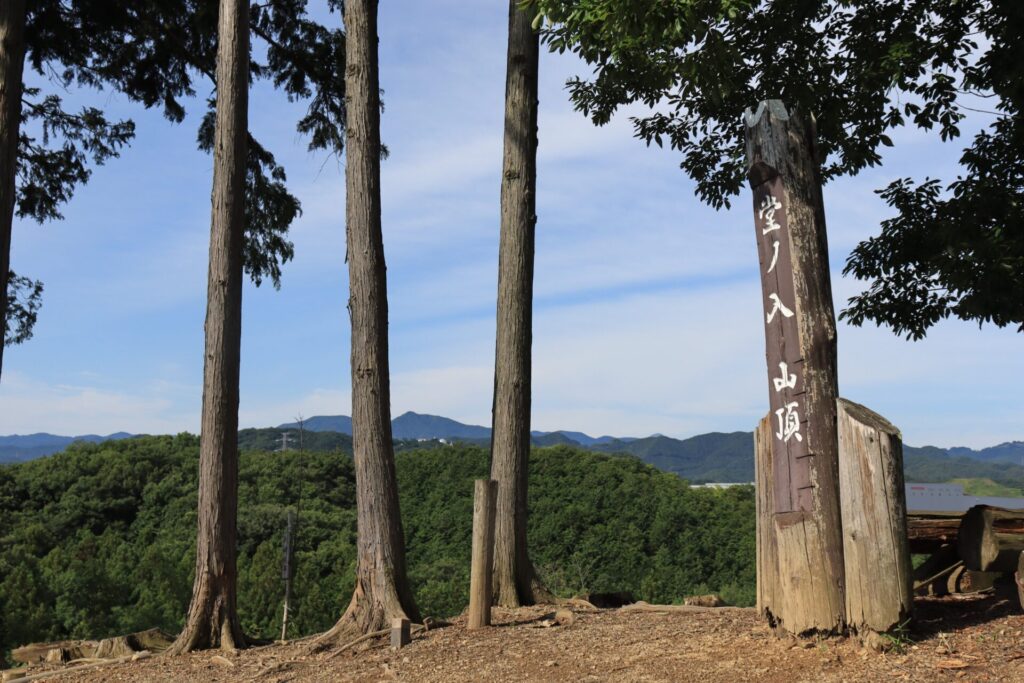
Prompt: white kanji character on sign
<box><xmin>767</xmin><ymin>239</ymin><xmax>780</xmax><ymax>273</ymax></box>
<box><xmin>775</xmin><ymin>401</ymin><xmax>803</xmax><ymax>442</ymax></box>
<box><xmin>766</xmin><ymin>293</ymin><xmax>794</xmax><ymax>323</ymax></box>
<box><xmin>759</xmin><ymin>194</ymin><xmax>782</xmax><ymax>235</ymax></box>
<box><xmin>772</xmin><ymin>362</ymin><xmax>797</xmax><ymax>392</ymax></box>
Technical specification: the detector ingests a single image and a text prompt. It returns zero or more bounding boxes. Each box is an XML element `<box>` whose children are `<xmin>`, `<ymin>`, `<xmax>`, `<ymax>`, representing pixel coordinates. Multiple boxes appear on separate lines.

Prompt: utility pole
<box><xmin>278</xmin><ymin>432</ymin><xmax>293</xmax><ymax>451</ymax></box>
<box><xmin>294</xmin><ymin>413</ymin><xmax>305</xmax><ymax>451</ymax></box>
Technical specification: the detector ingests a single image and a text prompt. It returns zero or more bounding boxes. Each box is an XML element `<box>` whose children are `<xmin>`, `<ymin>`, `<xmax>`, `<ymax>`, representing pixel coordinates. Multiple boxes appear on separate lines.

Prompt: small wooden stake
<box><xmin>468</xmin><ymin>479</ymin><xmax>498</xmax><ymax>629</ymax></box>
<box><xmin>390</xmin><ymin>618</ymin><xmax>410</xmax><ymax>649</ymax></box>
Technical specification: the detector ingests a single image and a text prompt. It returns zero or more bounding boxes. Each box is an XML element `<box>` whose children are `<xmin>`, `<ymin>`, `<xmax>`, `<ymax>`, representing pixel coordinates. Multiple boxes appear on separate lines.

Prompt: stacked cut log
<box><xmin>957</xmin><ymin>505</ymin><xmax>1024</xmax><ymax>573</ymax></box>
<box><xmin>907</xmin><ymin>515</ymin><xmax>960</xmax><ymax>554</ymax></box>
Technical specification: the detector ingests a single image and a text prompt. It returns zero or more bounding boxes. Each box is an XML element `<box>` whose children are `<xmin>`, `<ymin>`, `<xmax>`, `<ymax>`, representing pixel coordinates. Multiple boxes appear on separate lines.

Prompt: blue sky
<box><xmin>2</xmin><ymin>1</ymin><xmax>1021</xmax><ymax>448</ymax></box>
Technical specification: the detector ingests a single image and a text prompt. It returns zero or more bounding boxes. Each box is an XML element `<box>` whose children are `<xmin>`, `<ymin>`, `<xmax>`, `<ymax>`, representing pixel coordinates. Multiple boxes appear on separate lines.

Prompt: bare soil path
<box><xmin>9</xmin><ymin>593</ymin><xmax>1024</xmax><ymax>682</ymax></box>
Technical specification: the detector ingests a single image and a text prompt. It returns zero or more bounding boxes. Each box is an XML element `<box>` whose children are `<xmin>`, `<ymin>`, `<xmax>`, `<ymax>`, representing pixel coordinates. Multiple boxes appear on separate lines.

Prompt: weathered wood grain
<box><xmin>468</xmin><ymin>479</ymin><xmax>498</xmax><ymax>629</ymax></box>
<box><xmin>837</xmin><ymin>398</ymin><xmax>913</xmax><ymax>634</ymax></box>
<box><xmin>745</xmin><ymin>100</ymin><xmax>844</xmax><ymax>636</ymax></box>
<box><xmin>958</xmin><ymin>505</ymin><xmax>1024</xmax><ymax>572</ymax></box>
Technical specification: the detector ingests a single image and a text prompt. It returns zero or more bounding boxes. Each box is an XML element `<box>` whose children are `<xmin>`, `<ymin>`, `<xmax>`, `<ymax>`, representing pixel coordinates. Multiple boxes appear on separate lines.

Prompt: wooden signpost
<box><xmin>745</xmin><ymin>100</ymin><xmax>845</xmax><ymax>635</ymax></box>
<box><xmin>747</xmin><ymin>100</ymin><xmax>912</xmax><ymax>639</ymax></box>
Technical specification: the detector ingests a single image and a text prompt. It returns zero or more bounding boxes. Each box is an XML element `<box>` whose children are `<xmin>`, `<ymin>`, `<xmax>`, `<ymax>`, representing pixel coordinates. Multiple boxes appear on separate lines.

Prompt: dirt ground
<box><xmin>7</xmin><ymin>592</ymin><xmax>1024</xmax><ymax>682</ymax></box>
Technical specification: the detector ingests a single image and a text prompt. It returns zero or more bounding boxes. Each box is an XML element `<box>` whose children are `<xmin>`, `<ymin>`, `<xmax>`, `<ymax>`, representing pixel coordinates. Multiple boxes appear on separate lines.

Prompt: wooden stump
<box><xmin>468</xmin><ymin>479</ymin><xmax>498</xmax><ymax>629</ymax></box>
<box><xmin>837</xmin><ymin>399</ymin><xmax>913</xmax><ymax>634</ymax></box>
<box><xmin>958</xmin><ymin>505</ymin><xmax>1024</xmax><ymax>572</ymax></box>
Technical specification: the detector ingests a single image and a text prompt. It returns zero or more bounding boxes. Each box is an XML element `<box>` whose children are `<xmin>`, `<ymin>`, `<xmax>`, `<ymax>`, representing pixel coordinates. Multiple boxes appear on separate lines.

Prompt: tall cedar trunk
<box><xmin>319</xmin><ymin>0</ymin><xmax>420</xmax><ymax>643</ymax></box>
<box><xmin>0</xmin><ymin>0</ymin><xmax>26</xmax><ymax>382</ymax></box>
<box><xmin>168</xmin><ymin>0</ymin><xmax>248</xmax><ymax>654</ymax></box>
<box><xmin>489</xmin><ymin>0</ymin><xmax>549</xmax><ymax>607</ymax></box>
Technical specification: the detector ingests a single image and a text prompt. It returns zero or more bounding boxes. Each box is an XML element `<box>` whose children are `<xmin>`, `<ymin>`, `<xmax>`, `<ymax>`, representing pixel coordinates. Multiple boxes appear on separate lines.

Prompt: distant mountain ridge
<box><xmin>0</xmin><ymin>432</ymin><xmax>134</xmax><ymax>463</ymax></box>
<box><xmin>4</xmin><ymin>413</ymin><xmax>1022</xmax><ymax>485</ymax></box>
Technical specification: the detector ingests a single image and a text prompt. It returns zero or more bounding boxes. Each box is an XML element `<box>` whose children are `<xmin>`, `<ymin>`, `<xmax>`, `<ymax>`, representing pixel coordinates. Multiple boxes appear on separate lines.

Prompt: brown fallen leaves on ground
<box><xmin>4</xmin><ymin>593</ymin><xmax>1023</xmax><ymax>682</ymax></box>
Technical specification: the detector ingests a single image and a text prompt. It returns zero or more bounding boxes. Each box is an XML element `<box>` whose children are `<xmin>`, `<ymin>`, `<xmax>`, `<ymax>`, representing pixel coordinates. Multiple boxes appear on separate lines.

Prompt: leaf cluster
<box><xmin>536</xmin><ymin>0</ymin><xmax>975</xmax><ymax>209</ymax></box>
<box><xmin>3</xmin><ymin>273</ymin><xmax>42</xmax><ymax>347</ymax></box>
<box><xmin>535</xmin><ymin>0</ymin><xmax>1022</xmax><ymax>336</ymax></box>
<box><xmin>11</xmin><ymin>0</ymin><xmax>348</xmax><ymax>342</ymax></box>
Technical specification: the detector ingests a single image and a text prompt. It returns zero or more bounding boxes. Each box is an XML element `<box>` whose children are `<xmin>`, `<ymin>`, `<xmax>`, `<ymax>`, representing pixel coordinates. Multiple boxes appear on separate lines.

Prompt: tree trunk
<box><xmin>744</xmin><ymin>101</ymin><xmax>845</xmax><ymax>636</ymax></box>
<box><xmin>167</xmin><ymin>0</ymin><xmax>249</xmax><ymax>655</ymax></box>
<box><xmin>489</xmin><ymin>0</ymin><xmax>549</xmax><ymax>608</ymax></box>
<box><xmin>319</xmin><ymin>0</ymin><xmax>420</xmax><ymax>643</ymax></box>
<box><xmin>0</xmin><ymin>0</ymin><xmax>26</xmax><ymax>382</ymax></box>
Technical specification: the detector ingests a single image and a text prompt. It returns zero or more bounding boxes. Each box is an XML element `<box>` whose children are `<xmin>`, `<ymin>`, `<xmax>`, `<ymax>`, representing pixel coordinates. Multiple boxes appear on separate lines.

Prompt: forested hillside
<box><xmin>0</xmin><ymin>437</ymin><xmax>754</xmax><ymax>656</ymax></box>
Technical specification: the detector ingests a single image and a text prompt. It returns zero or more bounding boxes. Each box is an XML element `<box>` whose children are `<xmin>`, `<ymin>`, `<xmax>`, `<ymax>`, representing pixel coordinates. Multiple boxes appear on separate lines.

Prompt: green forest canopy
<box><xmin>0</xmin><ymin>436</ymin><xmax>755</xmax><ymax>656</ymax></box>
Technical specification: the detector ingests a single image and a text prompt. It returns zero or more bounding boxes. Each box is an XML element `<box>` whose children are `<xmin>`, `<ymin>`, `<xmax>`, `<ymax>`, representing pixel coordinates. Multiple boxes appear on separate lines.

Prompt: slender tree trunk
<box><xmin>168</xmin><ymin>0</ymin><xmax>248</xmax><ymax>655</ymax></box>
<box><xmin>489</xmin><ymin>0</ymin><xmax>549</xmax><ymax>608</ymax></box>
<box><xmin>318</xmin><ymin>0</ymin><xmax>420</xmax><ymax>643</ymax></box>
<box><xmin>0</xmin><ymin>0</ymin><xmax>26</xmax><ymax>382</ymax></box>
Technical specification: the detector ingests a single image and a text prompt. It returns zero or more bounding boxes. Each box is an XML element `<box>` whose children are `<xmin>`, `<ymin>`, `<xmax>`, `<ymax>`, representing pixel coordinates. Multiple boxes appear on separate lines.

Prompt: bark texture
<box><xmin>168</xmin><ymin>0</ymin><xmax>249</xmax><ymax>654</ymax></box>
<box><xmin>320</xmin><ymin>0</ymin><xmax>420</xmax><ymax>643</ymax></box>
<box><xmin>489</xmin><ymin>0</ymin><xmax>549</xmax><ymax>608</ymax></box>
<box><xmin>745</xmin><ymin>101</ymin><xmax>845</xmax><ymax>636</ymax></box>
<box><xmin>0</xmin><ymin>0</ymin><xmax>26</xmax><ymax>381</ymax></box>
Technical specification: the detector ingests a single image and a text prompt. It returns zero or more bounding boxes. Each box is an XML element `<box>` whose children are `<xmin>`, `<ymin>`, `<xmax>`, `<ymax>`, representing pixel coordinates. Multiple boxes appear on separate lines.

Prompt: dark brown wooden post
<box><xmin>468</xmin><ymin>479</ymin><xmax>498</xmax><ymax>629</ymax></box>
<box><xmin>745</xmin><ymin>100</ymin><xmax>845</xmax><ymax>635</ymax></box>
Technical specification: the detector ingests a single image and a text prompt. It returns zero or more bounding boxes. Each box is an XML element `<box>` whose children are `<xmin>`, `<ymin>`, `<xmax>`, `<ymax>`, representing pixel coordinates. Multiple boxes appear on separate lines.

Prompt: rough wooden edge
<box><xmin>836</xmin><ymin>398</ymin><xmax>900</xmax><ymax>437</ymax></box>
<box><xmin>744</xmin><ymin>99</ymin><xmax>790</xmax><ymax>128</ymax></box>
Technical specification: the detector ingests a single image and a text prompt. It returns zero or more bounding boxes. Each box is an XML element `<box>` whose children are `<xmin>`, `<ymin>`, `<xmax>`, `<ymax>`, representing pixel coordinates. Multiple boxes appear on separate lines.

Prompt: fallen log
<box><xmin>957</xmin><ymin>505</ymin><xmax>1024</xmax><ymax>572</ymax></box>
<box><xmin>618</xmin><ymin>601</ymin><xmax>749</xmax><ymax>614</ymax></box>
<box><xmin>4</xmin><ymin>652</ymin><xmax>150</xmax><ymax>683</ymax></box>
<box><xmin>11</xmin><ymin>641</ymin><xmax>96</xmax><ymax>665</ymax></box>
<box><xmin>10</xmin><ymin>628</ymin><xmax>172</xmax><ymax>666</ymax></box>
<box><xmin>907</xmin><ymin>515</ymin><xmax>961</xmax><ymax>554</ymax></box>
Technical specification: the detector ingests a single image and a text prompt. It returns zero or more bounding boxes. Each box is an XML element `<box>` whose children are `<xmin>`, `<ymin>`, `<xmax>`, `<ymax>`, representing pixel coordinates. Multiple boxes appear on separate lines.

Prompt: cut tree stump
<box><xmin>11</xmin><ymin>629</ymin><xmax>172</xmax><ymax>666</ymax></box>
<box><xmin>94</xmin><ymin>628</ymin><xmax>173</xmax><ymax>659</ymax></box>
<box><xmin>12</xmin><ymin>641</ymin><xmax>96</xmax><ymax>665</ymax></box>
<box><xmin>957</xmin><ymin>505</ymin><xmax>1024</xmax><ymax>572</ymax></box>
<box><xmin>836</xmin><ymin>399</ymin><xmax>913</xmax><ymax>634</ymax></box>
